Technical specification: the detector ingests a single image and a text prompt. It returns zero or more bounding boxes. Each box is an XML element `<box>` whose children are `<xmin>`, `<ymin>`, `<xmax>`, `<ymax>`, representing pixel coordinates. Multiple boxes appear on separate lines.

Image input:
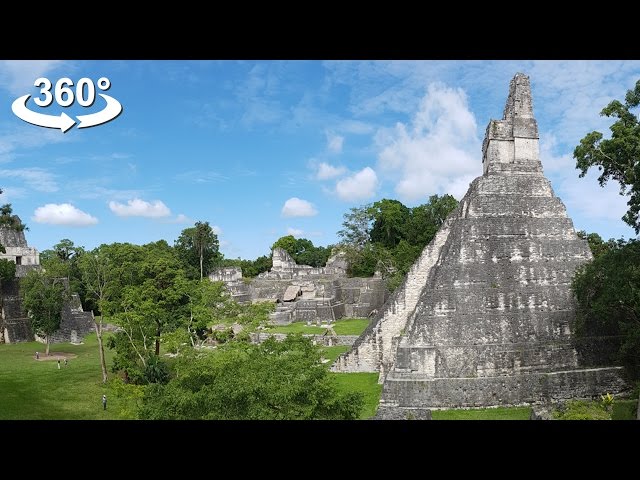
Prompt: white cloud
<box><xmin>281</xmin><ymin>197</ymin><xmax>318</xmax><ymax>217</ymax></box>
<box><xmin>0</xmin><ymin>167</ymin><xmax>58</xmax><ymax>192</ymax></box>
<box><xmin>539</xmin><ymin>133</ymin><xmax>573</xmax><ymax>174</ymax></box>
<box><xmin>0</xmin><ymin>60</ymin><xmax>66</xmax><ymax>95</ymax></box>
<box><xmin>109</xmin><ymin>198</ymin><xmax>171</xmax><ymax>218</ymax></box>
<box><xmin>287</xmin><ymin>227</ymin><xmax>304</xmax><ymax>237</ymax></box>
<box><xmin>316</xmin><ymin>162</ymin><xmax>347</xmax><ymax>180</ymax></box>
<box><xmin>32</xmin><ymin>203</ymin><xmax>97</xmax><ymax>227</ymax></box>
<box><xmin>555</xmin><ymin>170</ymin><xmax>630</xmax><ymax>223</ymax></box>
<box><xmin>212</xmin><ymin>225</ymin><xmax>222</xmax><ymax>235</ymax></box>
<box><xmin>326</xmin><ymin>130</ymin><xmax>344</xmax><ymax>153</ymax></box>
<box><xmin>376</xmin><ymin>83</ymin><xmax>481</xmax><ymax>201</ymax></box>
<box><xmin>335</xmin><ymin>167</ymin><xmax>378</xmax><ymax>201</ymax></box>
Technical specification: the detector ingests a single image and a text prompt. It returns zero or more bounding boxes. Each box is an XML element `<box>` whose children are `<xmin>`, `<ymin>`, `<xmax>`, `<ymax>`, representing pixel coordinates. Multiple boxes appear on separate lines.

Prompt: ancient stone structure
<box><xmin>208</xmin><ymin>267</ymin><xmax>251</xmax><ymax>304</ymax></box>
<box><xmin>333</xmin><ymin>73</ymin><xmax>627</xmax><ymax>408</ymax></box>
<box><xmin>0</xmin><ymin>223</ymin><xmax>93</xmax><ymax>344</ymax></box>
<box><xmin>257</xmin><ymin>248</ymin><xmax>347</xmax><ymax>280</ymax></box>
<box><xmin>209</xmin><ymin>249</ymin><xmax>386</xmax><ymax>324</ymax></box>
<box><xmin>0</xmin><ymin>221</ymin><xmax>40</xmax><ymax>278</ymax></box>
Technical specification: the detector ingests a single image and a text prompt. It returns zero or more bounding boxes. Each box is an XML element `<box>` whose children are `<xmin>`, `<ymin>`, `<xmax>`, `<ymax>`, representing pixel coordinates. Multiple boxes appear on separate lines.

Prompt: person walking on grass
<box><xmin>35</xmin><ymin>351</ymin><xmax>39</xmax><ymax>360</ymax></box>
<box><xmin>102</xmin><ymin>394</ymin><xmax>107</xmax><ymax>411</ymax></box>
<box><xmin>64</xmin><ymin>358</ymin><xmax>68</xmax><ymax>367</ymax></box>
<box><xmin>57</xmin><ymin>360</ymin><xmax>61</xmax><ymax>370</ymax></box>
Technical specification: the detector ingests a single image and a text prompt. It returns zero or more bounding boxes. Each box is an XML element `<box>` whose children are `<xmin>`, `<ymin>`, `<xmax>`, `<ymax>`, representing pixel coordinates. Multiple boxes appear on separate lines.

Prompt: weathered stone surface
<box><xmin>334</xmin><ymin>73</ymin><xmax>628</xmax><ymax>408</ymax></box>
<box><xmin>283</xmin><ymin>285</ymin><xmax>301</xmax><ymax>302</ymax></box>
<box><xmin>208</xmin><ymin>266</ymin><xmax>243</xmax><ymax>283</ymax></box>
<box><xmin>0</xmin><ymin>220</ymin><xmax>39</xmax><ymax>276</ymax></box>
<box><xmin>373</xmin><ymin>406</ymin><xmax>432</xmax><ymax>420</ymax></box>
<box><xmin>0</xmin><ymin>224</ymin><xmax>93</xmax><ymax>344</ymax></box>
<box><xmin>530</xmin><ymin>405</ymin><xmax>555</xmax><ymax>420</ymax></box>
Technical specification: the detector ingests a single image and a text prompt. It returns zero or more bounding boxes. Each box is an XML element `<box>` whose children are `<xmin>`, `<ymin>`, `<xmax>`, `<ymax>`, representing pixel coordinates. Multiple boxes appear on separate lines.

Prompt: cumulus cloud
<box><xmin>109</xmin><ymin>198</ymin><xmax>171</xmax><ymax>218</ymax></box>
<box><xmin>281</xmin><ymin>197</ymin><xmax>318</xmax><ymax>217</ymax></box>
<box><xmin>316</xmin><ymin>162</ymin><xmax>347</xmax><ymax>180</ymax></box>
<box><xmin>375</xmin><ymin>82</ymin><xmax>481</xmax><ymax>201</ymax></box>
<box><xmin>287</xmin><ymin>227</ymin><xmax>304</xmax><ymax>237</ymax></box>
<box><xmin>335</xmin><ymin>167</ymin><xmax>378</xmax><ymax>201</ymax></box>
<box><xmin>326</xmin><ymin>130</ymin><xmax>344</xmax><ymax>153</ymax></box>
<box><xmin>33</xmin><ymin>203</ymin><xmax>98</xmax><ymax>227</ymax></box>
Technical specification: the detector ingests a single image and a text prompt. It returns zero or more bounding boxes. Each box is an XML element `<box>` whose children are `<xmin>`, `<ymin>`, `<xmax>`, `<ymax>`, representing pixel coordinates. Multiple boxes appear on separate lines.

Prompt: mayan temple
<box><xmin>333</xmin><ymin>73</ymin><xmax>627</xmax><ymax>408</ymax></box>
<box><xmin>0</xmin><ymin>220</ymin><xmax>94</xmax><ymax>344</ymax></box>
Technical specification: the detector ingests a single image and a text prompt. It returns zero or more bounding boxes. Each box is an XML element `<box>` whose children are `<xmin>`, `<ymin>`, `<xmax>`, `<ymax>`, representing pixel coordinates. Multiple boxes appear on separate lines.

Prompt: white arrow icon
<box><xmin>11</xmin><ymin>95</ymin><xmax>76</xmax><ymax>133</ymax></box>
<box><xmin>76</xmin><ymin>93</ymin><xmax>123</xmax><ymax>129</ymax></box>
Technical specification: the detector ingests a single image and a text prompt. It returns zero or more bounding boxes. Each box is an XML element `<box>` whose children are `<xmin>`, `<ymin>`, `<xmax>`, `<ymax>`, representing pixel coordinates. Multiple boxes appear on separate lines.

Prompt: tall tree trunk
<box><xmin>95</xmin><ymin>318</ymin><xmax>108</xmax><ymax>384</ymax></box>
<box><xmin>155</xmin><ymin>321</ymin><xmax>161</xmax><ymax>356</ymax></box>
<box><xmin>45</xmin><ymin>336</ymin><xmax>50</xmax><ymax>356</ymax></box>
<box><xmin>200</xmin><ymin>245</ymin><xmax>204</xmax><ymax>280</ymax></box>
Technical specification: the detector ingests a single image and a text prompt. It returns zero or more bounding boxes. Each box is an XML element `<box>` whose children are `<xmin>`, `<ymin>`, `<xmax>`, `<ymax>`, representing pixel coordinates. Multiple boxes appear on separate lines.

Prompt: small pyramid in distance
<box><xmin>333</xmin><ymin>73</ymin><xmax>627</xmax><ymax>409</ymax></box>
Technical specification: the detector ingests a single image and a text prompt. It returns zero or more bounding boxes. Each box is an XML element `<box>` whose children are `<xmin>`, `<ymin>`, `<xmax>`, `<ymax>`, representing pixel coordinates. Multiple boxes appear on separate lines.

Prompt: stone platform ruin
<box><xmin>332</xmin><ymin>73</ymin><xmax>627</xmax><ymax>408</ymax></box>
<box><xmin>209</xmin><ymin>248</ymin><xmax>388</xmax><ymax>324</ymax></box>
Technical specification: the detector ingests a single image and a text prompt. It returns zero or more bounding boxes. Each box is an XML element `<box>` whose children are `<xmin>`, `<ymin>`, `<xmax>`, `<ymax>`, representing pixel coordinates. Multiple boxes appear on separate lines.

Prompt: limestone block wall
<box><xmin>0</xmin><ymin>278</ymin><xmax>32</xmax><ymax>343</ymax></box>
<box><xmin>331</xmin><ymin>213</ymin><xmax>456</xmax><ymax>377</ymax></box>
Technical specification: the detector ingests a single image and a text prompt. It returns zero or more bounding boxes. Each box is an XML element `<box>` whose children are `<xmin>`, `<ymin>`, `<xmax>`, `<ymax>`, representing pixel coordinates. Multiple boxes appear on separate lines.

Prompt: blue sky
<box><xmin>1</xmin><ymin>60</ymin><xmax>639</xmax><ymax>259</ymax></box>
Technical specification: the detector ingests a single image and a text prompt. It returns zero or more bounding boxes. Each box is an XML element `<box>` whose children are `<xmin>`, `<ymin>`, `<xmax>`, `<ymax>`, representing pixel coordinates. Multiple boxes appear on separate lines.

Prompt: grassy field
<box><xmin>321</xmin><ymin>345</ymin><xmax>350</xmax><ymax>364</ymax></box>
<box><xmin>2</xmin><ymin>333</ymin><xmax>635</xmax><ymax>420</ymax></box>
<box><xmin>267</xmin><ymin>317</ymin><xmax>370</xmax><ymax>336</ymax></box>
<box><xmin>333</xmin><ymin>318</ymin><xmax>369</xmax><ymax>335</ymax></box>
<box><xmin>0</xmin><ymin>334</ymin><xmax>128</xmax><ymax>419</ymax></box>
<box><xmin>331</xmin><ymin>372</ymin><xmax>382</xmax><ymax>419</ymax></box>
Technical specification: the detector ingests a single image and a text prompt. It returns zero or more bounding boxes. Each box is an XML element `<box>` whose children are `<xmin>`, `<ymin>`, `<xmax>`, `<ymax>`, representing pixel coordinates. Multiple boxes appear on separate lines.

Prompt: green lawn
<box><xmin>333</xmin><ymin>318</ymin><xmax>370</xmax><ymax>336</ymax></box>
<box><xmin>331</xmin><ymin>372</ymin><xmax>382</xmax><ymax>419</ymax></box>
<box><xmin>0</xmin><ymin>333</ymin><xmax>129</xmax><ymax>419</ymax></box>
<box><xmin>267</xmin><ymin>317</ymin><xmax>370</xmax><ymax>336</ymax></box>
<box><xmin>321</xmin><ymin>345</ymin><xmax>350</xmax><ymax>364</ymax></box>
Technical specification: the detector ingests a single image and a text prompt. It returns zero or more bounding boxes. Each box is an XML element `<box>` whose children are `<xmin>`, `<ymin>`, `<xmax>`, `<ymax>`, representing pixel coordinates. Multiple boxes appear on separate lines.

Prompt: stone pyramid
<box><xmin>333</xmin><ymin>73</ymin><xmax>626</xmax><ymax>408</ymax></box>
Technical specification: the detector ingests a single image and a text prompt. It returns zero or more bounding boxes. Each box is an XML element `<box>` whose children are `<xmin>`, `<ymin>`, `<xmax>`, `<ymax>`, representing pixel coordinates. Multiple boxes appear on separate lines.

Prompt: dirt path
<box><xmin>34</xmin><ymin>353</ymin><xmax>78</xmax><ymax>361</ymax></box>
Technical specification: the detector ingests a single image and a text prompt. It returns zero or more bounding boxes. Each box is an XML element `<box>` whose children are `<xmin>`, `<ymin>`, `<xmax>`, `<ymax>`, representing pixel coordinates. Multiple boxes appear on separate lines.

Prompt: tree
<box><xmin>572</xmin><ymin>239</ymin><xmax>640</xmax><ymax>382</ymax></box>
<box><xmin>337</xmin><ymin>195</ymin><xmax>458</xmax><ymax>289</ymax></box>
<box><xmin>271</xmin><ymin>235</ymin><xmax>333</xmax><ymax>268</ymax></box>
<box><xmin>104</xmin><ymin>241</ymin><xmax>189</xmax><ymax>384</ymax></box>
<box><xmin>406</xmin><ymin>194</ymin><xmax>459</xmax><ymax>247</ymax></box>
<box><xmin>337</xmin><ymin>203</ymin><xmax>373</xmax><ymax>250</ymax></box>
<box><xmin>271</xmin><ymin>235</ymin><xmax>298</xmax><ymax>256</ymax></box>
<box><xmin>574</xmin><ymin>79</ymin><xmax>640</xmax><ymax>232</ymax></box>
<box><xmin>576</xmin><ymin>231</ymin><xmax>618</xmax><ymax>259</ymax></box>
<box><xmin>41</xmin><ymin>239</ymin><xmax>89</xmax><ymax>311</ymax></box>
<box><xmin>369</xmin><ymin>199</ymin><xmax>411</xmax><ymax>249</ymax></box>
<box><xmin>78</xmin><ymin>248</ymin><xmax>113</xmax><ymax>383</ymax></box>
<box><xmin>138</xmin><ymin>335</ymin><xmax>364</xmax><ymax>420</ymax></box>
<box><xmin>0</xmin><ymin>259</ymin><xmax>15</xmax><ymax>282</ymax></box>
<box><xmin>175</xmin><ymin>221</ymin><xmax>221</xmax><ymax>280</ymax></box>
<box><xmin>21</xmin><ymin>270</ymin><xmax>66</xmax><ymax>355</ymax></box>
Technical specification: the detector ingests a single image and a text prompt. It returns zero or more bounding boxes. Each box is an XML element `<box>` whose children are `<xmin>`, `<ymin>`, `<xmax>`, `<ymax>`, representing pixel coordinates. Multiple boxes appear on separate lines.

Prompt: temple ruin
<box><xmin>333</xmin><ymin>73</ymin><xmax>627</xmax><ymax>408</ymax></box>
<box><xmin>209</xmin><ymin>248</ymin><xmax>387</xmax><ymax>324</ymax></box>
<box><xmin>0</xmin><ymin>221</ymin><xmax>94</xmax><ymax>344</ymax></box>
